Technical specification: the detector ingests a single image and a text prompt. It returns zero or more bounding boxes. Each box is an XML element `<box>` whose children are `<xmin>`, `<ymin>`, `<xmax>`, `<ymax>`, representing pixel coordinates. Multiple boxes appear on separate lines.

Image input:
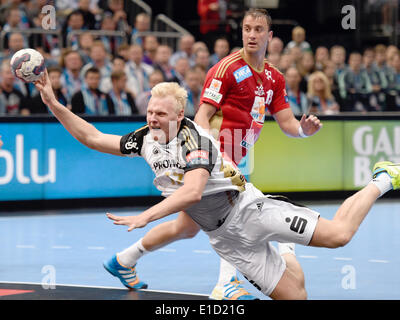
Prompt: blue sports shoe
<box><xmin>103</xmin><ymin>254</ymin><xmax>148</xmax><ymax>289</ymax></box>
<box><xmin>209</xmin><ymin>276</ymin><xmax>259</xmax><ymax>300</ymax></box>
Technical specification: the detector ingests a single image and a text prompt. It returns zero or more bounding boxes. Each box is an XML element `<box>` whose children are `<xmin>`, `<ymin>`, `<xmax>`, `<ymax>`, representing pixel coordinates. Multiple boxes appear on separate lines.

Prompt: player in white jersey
<box><xmin>35</xmin><ymin>71</ymin><xmax>400</xmax><ymax>299</ymax></box>
<box><xmin>119</xmin><ymin>117</ymin><xmax>246</xmax><ymax>231</ymax></box>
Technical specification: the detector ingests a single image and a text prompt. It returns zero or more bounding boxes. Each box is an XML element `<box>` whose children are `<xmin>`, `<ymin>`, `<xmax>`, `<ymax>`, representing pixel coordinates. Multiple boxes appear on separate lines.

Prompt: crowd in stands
<box><xmin>0</xmin><ymin>0</ymin><xmax>400</xmax><ymax>117</ymax></box>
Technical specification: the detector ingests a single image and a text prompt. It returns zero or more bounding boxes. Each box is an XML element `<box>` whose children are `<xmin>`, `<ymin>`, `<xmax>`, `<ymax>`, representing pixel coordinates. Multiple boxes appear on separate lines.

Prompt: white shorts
<box><xmin>206</xmin><ymin>183</ymin><xmax>320</xmax><ymax>296</ymax></box>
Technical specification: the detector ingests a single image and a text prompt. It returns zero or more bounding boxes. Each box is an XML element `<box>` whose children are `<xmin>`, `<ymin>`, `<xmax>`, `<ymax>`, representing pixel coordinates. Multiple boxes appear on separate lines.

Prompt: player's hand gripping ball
<box><xmin>10</xmin><ymin>48</ymin><xmax>45</xmax><ymax>82</ymax></box>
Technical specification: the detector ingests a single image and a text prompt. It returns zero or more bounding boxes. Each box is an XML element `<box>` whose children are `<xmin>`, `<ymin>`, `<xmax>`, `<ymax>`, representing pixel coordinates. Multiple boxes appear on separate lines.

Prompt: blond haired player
<box><xmin>35</xmin><ymin>74</ymin><xmax>400</xmax><ymax>299</ymax></box>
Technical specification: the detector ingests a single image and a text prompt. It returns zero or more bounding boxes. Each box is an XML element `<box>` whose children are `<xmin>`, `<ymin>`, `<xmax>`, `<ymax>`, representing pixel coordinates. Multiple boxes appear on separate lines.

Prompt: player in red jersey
<box><xmin>104</xmin><ymin>9</ymin><xmax>321</xmax><ymax>300</ymax></box>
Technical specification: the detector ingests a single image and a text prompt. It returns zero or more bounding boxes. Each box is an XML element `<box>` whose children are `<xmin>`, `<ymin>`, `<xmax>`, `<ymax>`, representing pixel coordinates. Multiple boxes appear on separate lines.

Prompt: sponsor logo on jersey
<box><xmin>233</xmin><ymin>65</ymin><xmax>252</xmax><ymax>83</ymax></box>
<box><xmin>250</xmin><ymin>96</ymin><xmax>266</xmax><ymax>123</ymax></box>
<box><xmin>186</xmin><ymin>149</ymin><xmax>209</xmax><ymax>162</ymax></box>
<box><xmin>186</xmin><ymin>149</ymin><xmax>210</xmax><ymax>167</ymax></box>
<box><xmin>255</xmin><ymin>84</ymin><xmax>265</xmax><ymax>96</ymax></box>
<box><xmin>203</xmin><ymin>88</ymin><xmax>223</xmax><ymax>103</ymax></box>
<box><xmin>209</xmin><ymin>79</ymin><xmax>222</xmax><ymax>92</ymax></box>
<box><xmin>153</xmin><ymin>159</ymin><xmax>183</xmax><ymax>171</ymax></box>
<box><xmin>125</xmin><ymin>137</ymin><xmax>138</xmax><ymax>151</ymax></box>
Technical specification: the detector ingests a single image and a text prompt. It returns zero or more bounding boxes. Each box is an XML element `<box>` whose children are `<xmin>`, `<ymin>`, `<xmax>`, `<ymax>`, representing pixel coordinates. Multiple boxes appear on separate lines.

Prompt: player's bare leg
<box><xmin>141</xmin><ymin>211</ymin><xmax>200</xmax><ymax>251</ymax></box>
<box><xmin>309</xmin><ymin>161</ymin><xmax>400</xmax><ymax>248</ymax></box>
<box><xmin>270</xmin><ymin>161</ymin><xmax>399</xmax><ymax>299</ymax></box>
<box><xmin>309</xmin><ymin>184</ymin><xmax>381</xmax><ymax>248</ymax></box>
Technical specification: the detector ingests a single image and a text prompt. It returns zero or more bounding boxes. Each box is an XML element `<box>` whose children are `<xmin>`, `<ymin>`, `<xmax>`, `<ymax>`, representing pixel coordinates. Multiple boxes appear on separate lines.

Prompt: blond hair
<box><xmin>307</xmin><ymin>71</ymin><xmax>333</xmax><ymax>100</ymax></box>
<box><xmin>151</xmin><ymin>82</ymin><xmax>188</xmax><ymax>113</ymax></box>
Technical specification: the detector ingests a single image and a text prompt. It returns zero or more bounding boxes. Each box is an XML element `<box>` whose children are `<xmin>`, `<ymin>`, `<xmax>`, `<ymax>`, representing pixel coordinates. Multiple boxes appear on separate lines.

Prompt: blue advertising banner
<box><xmin>0</xmin><ymin>121</ymin><xmax>160</xmax><ymax>201</ymax></box>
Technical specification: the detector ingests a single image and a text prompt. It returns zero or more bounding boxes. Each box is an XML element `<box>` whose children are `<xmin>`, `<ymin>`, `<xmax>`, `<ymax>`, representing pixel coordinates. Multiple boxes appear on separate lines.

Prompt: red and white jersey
<box><xmin>200</xmin><ymin>49</ymin><xmax>290</xmax><ymax>165</ymax></box>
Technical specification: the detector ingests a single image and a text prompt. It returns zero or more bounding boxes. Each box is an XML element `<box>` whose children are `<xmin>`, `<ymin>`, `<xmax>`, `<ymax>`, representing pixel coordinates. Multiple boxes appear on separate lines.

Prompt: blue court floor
<box><xmin>1</xmin><ymin>198</ymin><xmax>400</xmax><ymax>300</ymax></box>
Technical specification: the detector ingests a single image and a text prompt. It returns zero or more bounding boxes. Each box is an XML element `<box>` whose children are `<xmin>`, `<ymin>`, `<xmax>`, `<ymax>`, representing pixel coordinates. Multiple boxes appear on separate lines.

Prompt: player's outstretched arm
<box><xmin>34</xmin><ymin>70</ymin><xmax>123</xmax><ymax>156</ymax></box>
<box><xmin>107</xmin><ymin>168</ymin><xmax>210</xmax><ymax>231</ymax></box>
<box><xmin>273</xmin><ymin>108</ymin><xmax>322</xmax><ymax>138</ymax></box>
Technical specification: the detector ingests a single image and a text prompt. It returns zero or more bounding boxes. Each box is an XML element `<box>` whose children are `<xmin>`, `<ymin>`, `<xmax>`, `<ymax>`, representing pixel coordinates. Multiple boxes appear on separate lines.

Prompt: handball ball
<box><xmin>10</xmin><ymin>48</ymin><xmax>45</xmax><ymax>82</ymax></box>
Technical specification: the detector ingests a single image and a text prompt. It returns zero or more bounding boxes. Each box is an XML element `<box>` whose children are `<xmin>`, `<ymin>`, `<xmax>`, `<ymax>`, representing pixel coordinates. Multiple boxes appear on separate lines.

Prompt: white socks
<box><xmin>370</xmin><ymin>171</ymin><xmax>393</xmax><ymax>197</ymax></box>
<box><xmin>117</xmin><ymin>238</ymin><xmax>149</xmax><ymax>268</ymax></box>
<box><xmin>217</xmin><ymin>258</ymin><xmax>237</xmax><ymax>286</ymax></box>
<box><xmin>278</xmin><ymin>242</ymin><xmax>296</xmax><ymax>256</ymax></box>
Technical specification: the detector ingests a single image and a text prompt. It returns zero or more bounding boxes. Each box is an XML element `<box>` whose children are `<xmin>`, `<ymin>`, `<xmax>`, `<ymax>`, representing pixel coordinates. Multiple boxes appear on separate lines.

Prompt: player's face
<box><xmin>146</xmin><ymin>96</ymin><xmax>184</xmax><ymax>144</ymax></box>
<box><xmin>242</xmin><ymin>15</ymin><xmax>272</xmax><ymax>55</ymax></box>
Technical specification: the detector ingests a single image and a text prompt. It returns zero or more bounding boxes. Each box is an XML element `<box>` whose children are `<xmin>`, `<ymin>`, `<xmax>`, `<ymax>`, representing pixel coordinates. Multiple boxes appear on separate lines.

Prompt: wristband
<box><xmin>298</xmin><ymin>126</ymin><xmax>308</xmax><ymax>138</ymax></box>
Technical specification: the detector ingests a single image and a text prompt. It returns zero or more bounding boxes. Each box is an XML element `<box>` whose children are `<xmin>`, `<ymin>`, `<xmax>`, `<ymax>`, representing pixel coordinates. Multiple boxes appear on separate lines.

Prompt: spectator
<box><xmin>0</xmin><ymin>0</ymin><xmax>31</xmax><ymax>27</ymax></box>
<box><xmin>297</xmin><ymin>51</ymin><xmax>316</xmax><ymax>92</ymax></box>
<box><xmin>105</xmin><ymin>0</ymin><xmax>130</xmax><ymax>34</ymax></box>
<box><xmin>100</xmin><ymin>55</ymin><xmax>136</xmax><ymax>101</ymax></box>
<box><xmin>285</xmin><ymin>26</ymin><xmax>311</xmax><ymax>53</ymax></box>
<box><xmin>0</xmin><ymin>59</ymin><xmax>29</xmax><ymax>116</ymax></box>
<box><xmin>135</xmin><ymin>69</ymin><xmax>165</xmax><ymax>115</ymax></box>
<box><xmin>192</xmin><ymin>41</ymin><xmax>208</xmax><ymax>60</ymax></box>
<box><xmin>3</xmin><ymin>7</ymin><xmax>29</xmax><ymax>49</ymax></box>
<box><xmin>307</xmin><ymin>71</ymin><xmax>340</xmax><ymax>115</ymax></box>
<box><xmin>267</xmin><ymin>52</ymin><xmax>281</xmax><ymax>67</ymax></box>
<box><xmin>81</xmin><ymin>41</ymin><xmax>113</xmax><ymax>93</ymax></box>
<box><xmin>183</xmin><ymin>67</ymin><xmax>203</xmax><ymax>116</ymax></box>
<box><xmin>124</xmin><ymin>44</ymin><xmax>154</xmax><ymax>98</ymax></box>
<box><xmin>116</xmin><ymin>43</ymin><xmax>131</xmax><ymax>62</ymax></box>
<box><xmin>99</xmin><ymin>12</ymin><xmax>123</xmax><ymax>56</ymax></box>
<box><xmin>386</xmin><ymin>45</ymin><xmax>399</xmax><ymax>62</ymax></box>
<box><xmin>170</xmin><ymin>56</ymin><xmax>190</xmax><ymax>86</ymax></box>
<box><xmin>3</xmin><ymin>7</ymin><xmax>30</xmax><ymax>31</ymax></box>
<box><xmin>278</xmin><ymin>52</ymin><xmax>294</xmax><ymax>73</ymax></box>
<box><xmin>62</xmin><ymin>10</ymin><xmax>86</xmax><ymax>49</ymax></box>
<box><xmin>192</xmin><ymin>64</ymin><xmax>207</xmax><ymax>87</ymax></box>
<box><xmin>30</xmin><ymin>66</ymin><xmax>69</xmax><ymax>114</ymax></box>
<box><xmin>169</xmin><ymin>34</ymin><xmax>195</xmax><ymax>67</ymax></box>
<box><xmin>77</xmin><ymin>0</ymin><xmax>96</xmax><ymax>29</ymax></box>
<box><xmin>384</xmin><ymin>52</ymin><xmax>400</xmax><ymax>111</ymax></box>
<box><xmin>108</xmin><ymin>70</ymin><xmax>138</xmax><ymax>115</ymax></box>
<box><xmin>288</xmin><ymin>46</ymin><xmax>303</xmax><ymax>65</ymax></box>
<box><xmin>194</xmin><ymin>48</ymin><xmax>212</xmax><ymax>71</ymax></box>
<box><xmin>153</xmin><ymin>44</ymin><xmax>175</xmax><ymax>81</ymax></box>
<box><xmin>197</xmin><ymin>0</ymin><xmax>228</xmax><ymax>48</ymax></box>
<box><xmin>198</xmin><ymin>0</ymin><xmax>220</xmax><ymax>35</ymax></box>
<box><xmin>210</xmin><ymin>37</ymin><xmax>230</xmax><ymax>66</ymax></box>
<box><xmin>131</xmin><ymin>12</ymin><xmax>151</xmax><ymax>45</ymax></box>
<box><xmin>142</xmin><ymin>35</ymin><xmax>159</xmax><ymax>66</ymax></box>
<box><xmin>314</xmin><ymin>46</ymin><xmax>329</xmax><ymax>71</ymax></box>
<box><xmin>1</xmin><ymin>32</ymin><xmax>24</xmax><ymax>65</ymax></box>
<box><xmin>373</xmin><ymin>44</ymin><xmax>392</xmax><ymax>89</ymax></box>
<box><xmin>285</xmin><ymin>66</ymin><xmax>308</xmax><ymax>115</ymax></box>
<box><xmin>363</xmin><ymin>47</ymin><xmax>387</xmax><ymax>111</ymax></box>
<box><xmin>323</xmin><ymin>59</ymin><xmax>342</xmax><ymax>107</ymax></box>
<box><xmin>267</xmin><ymin>37</ymin><xmax>284</xmax><ymax>55</ymax></box>
<box><xmin>338</xmin><ymin>52</ymin><xmax>373</xmax><ymax>112</ymax></box>
<box><xmin>60</xmin><ymin>49</ymin><xmax>84</xmax><ymax>103</ymax></box>
<box><xmin>330</xmin><ymin>45</ymin><xmax>347</xmax><ymax>79</ymax></box>
<box><xmin>77</xmin><ymin>32</ymin><xmax>95</xmax><ymax>65</ymax></box>
<box><xmin>71</xmin><ymin>67</ymin><xmax>115</xmax><ymax>115</ymax></box>
<box><xmin>374</xmin><ymin>44</ymin><xmax>387</xmax><ymax>70</ymax></box>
